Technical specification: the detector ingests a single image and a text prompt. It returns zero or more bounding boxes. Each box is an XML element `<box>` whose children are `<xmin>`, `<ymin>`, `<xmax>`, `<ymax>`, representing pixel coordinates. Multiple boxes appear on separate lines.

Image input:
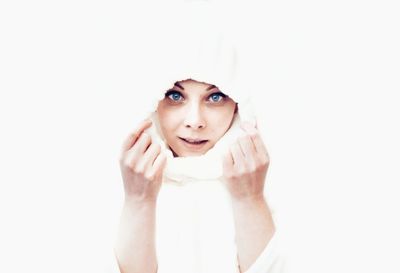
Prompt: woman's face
<box><xmin>157</xmin><ymin>79</ymin><xmax>237</xmax><ymax>157</ymax></box>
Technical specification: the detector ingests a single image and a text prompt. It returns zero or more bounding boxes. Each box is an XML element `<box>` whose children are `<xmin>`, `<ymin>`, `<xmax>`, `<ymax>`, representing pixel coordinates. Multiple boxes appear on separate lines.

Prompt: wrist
<box><xmin>230</xmin><ymin>194</ymin><xmax>266</xmax><ymax>207</ymax></box>
<box><xmin>230</xmin><ymin>195</ymin><xmax>276</xmax><ymax>233</ymax></box>
<box><xmin>124</xmin><ymin>196</ymin><xmax>157</xmax><ymax>209</ymax></box>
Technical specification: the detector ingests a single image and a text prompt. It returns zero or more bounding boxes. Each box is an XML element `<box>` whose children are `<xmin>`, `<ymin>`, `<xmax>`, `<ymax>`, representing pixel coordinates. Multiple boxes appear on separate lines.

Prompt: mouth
<box><xmin>178</xmin><ymin>137</ymin><xmax>209</xmax><ymax>149</ymax></box>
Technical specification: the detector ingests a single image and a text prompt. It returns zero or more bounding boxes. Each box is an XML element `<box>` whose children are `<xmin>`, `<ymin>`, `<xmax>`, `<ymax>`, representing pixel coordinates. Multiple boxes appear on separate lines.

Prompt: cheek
<box><xmin>158</xmin><ymin>109</ymin><xmax>180</xmax><ymax>134</ymax></box>
<box><xmin>208</xmin><ymin>106</ymin><xmax>236</xmax><ymax>129</ymax></box>
<box><xmin>221</xmin><ymin>103</ymin><xmax>236</xmax><ymax>121</ymax></box>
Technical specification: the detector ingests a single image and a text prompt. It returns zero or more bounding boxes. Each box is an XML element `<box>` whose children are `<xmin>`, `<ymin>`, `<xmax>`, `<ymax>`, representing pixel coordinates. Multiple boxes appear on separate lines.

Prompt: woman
<box><xmin>111</xmin><ymin>4</ymin><xmax>285</xmax><ymax>272</ymax></box>
<box><xmin>112</xmin><ymin>78</ymin><xmax>285</xmax><ymax>273</ymax></box>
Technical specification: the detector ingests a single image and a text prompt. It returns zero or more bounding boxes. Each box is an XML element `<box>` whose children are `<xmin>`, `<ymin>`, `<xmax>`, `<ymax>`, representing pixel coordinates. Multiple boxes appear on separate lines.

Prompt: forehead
<box><xmin>174</xmin><ymin>79</ymin><xmax>217</xmax><ymax>92</ymax></box>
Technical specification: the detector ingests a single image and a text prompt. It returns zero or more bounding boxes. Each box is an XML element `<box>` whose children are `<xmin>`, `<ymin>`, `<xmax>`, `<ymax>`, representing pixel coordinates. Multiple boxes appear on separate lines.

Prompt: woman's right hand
<box><xmin>119</xmin><ymin>119</ymin><xmax>167</xmax><ymax>203</ymax></box>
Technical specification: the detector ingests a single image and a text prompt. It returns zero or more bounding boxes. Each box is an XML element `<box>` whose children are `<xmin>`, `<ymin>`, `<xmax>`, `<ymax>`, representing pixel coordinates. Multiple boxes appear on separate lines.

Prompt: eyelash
<box><xmin>165</xmin><ymin>90</ymin><xmax>227</xmax><ymax>103</ymax></box>
<box><xmin>165</xmin><ymin>90</ymin><xmax>184</xmax><ymax>102</ymax></box>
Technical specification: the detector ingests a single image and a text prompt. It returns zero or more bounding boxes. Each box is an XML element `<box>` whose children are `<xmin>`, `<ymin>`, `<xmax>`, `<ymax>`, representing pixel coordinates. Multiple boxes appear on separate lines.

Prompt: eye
<box><xmin>208</xmin><ymin>92</ymin><xmax>226</xmax><ymax>103</ymax></box>
<box><xmin>165</xmin><ymin>90</ymin><xmax>184</xmax><ymax>102</ymax></box>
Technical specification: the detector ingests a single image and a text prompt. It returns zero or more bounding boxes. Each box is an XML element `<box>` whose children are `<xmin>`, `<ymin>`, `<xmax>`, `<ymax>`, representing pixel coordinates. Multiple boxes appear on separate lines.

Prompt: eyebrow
<box><xmin>174</xmin><ymin>82</ymin><xmax>217</xmax><ymax>91</ymax></box>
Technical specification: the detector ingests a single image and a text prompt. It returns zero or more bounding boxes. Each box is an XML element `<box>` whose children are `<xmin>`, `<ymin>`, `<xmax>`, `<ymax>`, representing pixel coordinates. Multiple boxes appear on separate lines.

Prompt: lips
<box><xmin>180</xmin><ymin>137</ymin><xmax>208</xmax><ymax>144</ymax></box>
<box><xmin>179</xmin><ymin>137</ymin><xmax>208</xmax><ymax>144</ymax></box>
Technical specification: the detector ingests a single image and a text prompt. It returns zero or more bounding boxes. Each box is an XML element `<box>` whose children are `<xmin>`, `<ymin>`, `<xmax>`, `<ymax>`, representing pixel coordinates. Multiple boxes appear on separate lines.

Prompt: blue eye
<box><xmin>165</xmin><ymin>90</ymin><xmax>183</xmax><ymax>102</ymax></box>
<box><xmin>208</xmin><ymin>92</ymin><xmax>226</xmax><ymax>103</ymax></box>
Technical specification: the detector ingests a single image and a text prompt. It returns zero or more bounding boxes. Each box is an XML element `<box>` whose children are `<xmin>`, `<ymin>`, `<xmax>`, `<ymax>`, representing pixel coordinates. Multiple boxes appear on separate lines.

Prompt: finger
<box><xmin>133</xmin><ymin>132</ymin><xmax>152</xmax><ymax>154</ymax></box>
<box><xmin>149</xmin><ymin>152</ymin><xmax>167</xmax><ymax>178</ymax></box>
<box><xmin>238</xmin><ymin>135</ymin><xmax>257</xmax><ymax>158</ymax></box>
<box><xmin>238</xmin><ymin>135</ymin><xmax>257</xmax><ymax>168</ymax></box>
<box><xmin>135</xmin><ymin>143</ymin><xmax>161</xmax><ymax>174</ymax></box>
<box><xmin>121</xmin><ymin>119</ymin><xmax>152</xmax><ymax>152</ymax></box>
<box><xmin>124</xmin><ymin>132</ymin><xmax>152</xmax><ymax>166</ymax></box>
<box><xmin>251</xmin><ymin>133</ymin><xmax>269</xmax><ymax>160</ymax></box>
<box><xmin>241</xmin><ymin>122</ymin><xmax>268</xmax><ymax>157</ymax></box>
<box><xmin>230</xmin><ymin>142</ymin><xmax>246</xmax><ymax>168</ymax></box>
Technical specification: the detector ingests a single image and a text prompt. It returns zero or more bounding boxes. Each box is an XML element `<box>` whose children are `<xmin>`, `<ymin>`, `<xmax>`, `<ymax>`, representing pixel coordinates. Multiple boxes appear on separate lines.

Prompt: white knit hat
<box><xmin>132</xmin><ymin>1</ymin><xmax>258</xmax><ymax>125</ymax></box>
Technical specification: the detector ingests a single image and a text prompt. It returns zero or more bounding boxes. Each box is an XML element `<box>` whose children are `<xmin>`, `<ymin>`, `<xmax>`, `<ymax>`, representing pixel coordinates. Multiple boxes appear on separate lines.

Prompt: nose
<box><xmin>183</xmin><ymin>102</ymin><xmax>206</xmax><ymax>129</ymax></box>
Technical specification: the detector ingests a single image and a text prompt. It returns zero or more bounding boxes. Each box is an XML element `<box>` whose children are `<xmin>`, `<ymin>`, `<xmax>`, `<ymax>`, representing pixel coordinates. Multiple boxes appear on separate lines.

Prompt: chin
<box><xmin>174</xmin><ymin>150</ymin><xmax>202</xmax><ymax>157</ymax></box>
<box><xmin>173</xmin><ymin>148</ymin><xmax>209</xmax><ymax>157</ymax></box>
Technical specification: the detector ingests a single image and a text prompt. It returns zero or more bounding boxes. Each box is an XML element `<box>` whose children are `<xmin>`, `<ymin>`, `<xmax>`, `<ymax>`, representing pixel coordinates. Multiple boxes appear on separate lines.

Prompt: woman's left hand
<box><xmin>222</xmin><ymin>122</ymin><xmax>270</xmax><ymax>202</ymax></box>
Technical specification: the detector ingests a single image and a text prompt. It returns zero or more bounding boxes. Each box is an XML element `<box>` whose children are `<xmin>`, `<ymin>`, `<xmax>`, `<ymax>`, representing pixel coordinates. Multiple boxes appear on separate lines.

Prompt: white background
<box><xmin>1</xmin><ymin>0</ymin><xmax>399</xmax><ymax>272</ymax></box>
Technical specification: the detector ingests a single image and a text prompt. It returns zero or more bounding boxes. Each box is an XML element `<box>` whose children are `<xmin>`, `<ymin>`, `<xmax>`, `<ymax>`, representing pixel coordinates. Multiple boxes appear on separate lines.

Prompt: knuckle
<box><xmin>236</xmin><ymin>168</ymin><xmax>246</xmax><ymax>176</ymax></box>
<box><xmin>120</xmin><ymin>157</ymin><xmax>132</xmax><ymax>168</ymax></box>
<box><xmin>224</xmin><ymin>171</ymin><xmax>236</xmax><ymax>180</ymax></box>
<box><xmin>120</xmin><ymin>154</ymin><xmax>138</xmax><ymax>169</ymax></box>
<box><xmin>144</xmin><ymin>173</ymin><xmax>155</xmax><ymax>181</ymax></box>
<box><xmin>133</xmin><ymin>166</ymin><xmax>145</xmax><ymax>175</ymax></box>
<box><xmin>257</xmin><ymin>151</ymin><xmax>268</xmax><ymax>162</ymax></box>
<box><xmin>248</xmin><ymin>165</ymin><xmax>257</xmax><ymax>173</ymax></box>
<box><xmin>120</xmin><ymin>158</ymin><xmax>129</xmax><ymax>167</ymax></box>
<box><xmin>261</xmin><ymin>156</ymin><xmax>270</xmax><ymax>166</ymax></box>
<box><xmin>255</xmin><ymin>163</ymin><xmax>265</xmax><ymax>172</ymax></box>
<box><xmin>257</xmin><ymin>160</ymin><xmax>269</xmax><ymax>170</ymax></box>
<box><xmin>223</xmin><ymin>167</ymin><xmax>236</xmax><ymax>178</ymax></box>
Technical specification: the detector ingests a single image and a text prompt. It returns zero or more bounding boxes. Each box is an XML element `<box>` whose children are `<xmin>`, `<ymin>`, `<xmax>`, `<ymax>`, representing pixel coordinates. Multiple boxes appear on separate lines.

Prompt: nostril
<box><xmin>185</xmin><ymin>124</ymin><xmax>204</xmax><ymax>129</ymax></box>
